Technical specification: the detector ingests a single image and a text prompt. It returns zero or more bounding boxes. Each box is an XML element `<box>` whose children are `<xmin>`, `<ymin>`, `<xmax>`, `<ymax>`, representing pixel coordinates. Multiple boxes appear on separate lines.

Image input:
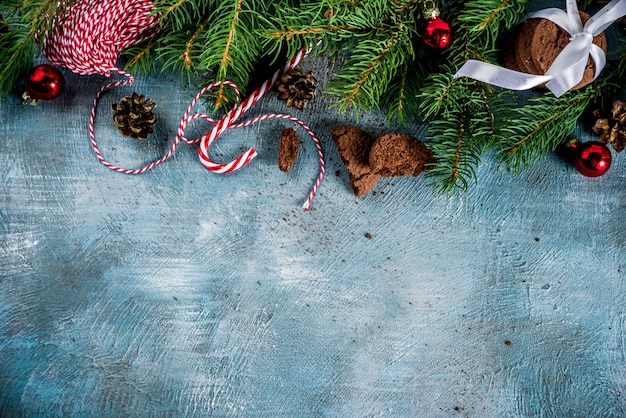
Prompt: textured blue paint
<box><xmin>1</xmin><ymin>49</ymin><xmax>626</xmax><ymax>416</ymax></box>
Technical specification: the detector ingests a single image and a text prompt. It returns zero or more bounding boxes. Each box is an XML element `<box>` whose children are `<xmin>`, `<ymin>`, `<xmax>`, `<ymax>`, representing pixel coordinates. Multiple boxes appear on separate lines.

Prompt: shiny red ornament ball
<box><xmin>422</xmin><ymin>16</ymin><xmax>452</xmax><ymax>49</ymax></box>
<box><xmin>572</xmin><ymin>141</ymin><xmax>612</xmax><ymax>177</ymax></box>
<box><xmin>26</xmin><ymin>64</ymin><xmax>65</xmax><ymax>101</ymax></box>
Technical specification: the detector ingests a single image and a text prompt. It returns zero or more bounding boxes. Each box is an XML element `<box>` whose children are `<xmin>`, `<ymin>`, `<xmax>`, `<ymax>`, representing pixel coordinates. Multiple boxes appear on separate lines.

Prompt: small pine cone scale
<box><xmin>274</xmin><ymin>69</ymin><xmax>317</xmax><ymax>110</ymax></box>
<box><xmin>592</xmin><ymin>100</ymin><xmax>626</xmax><ymax>153</ymax></box>
<box><xmin>111</xmin><ymin>92</ymin><xmax>157</xmax><ymax>140</ymax></box>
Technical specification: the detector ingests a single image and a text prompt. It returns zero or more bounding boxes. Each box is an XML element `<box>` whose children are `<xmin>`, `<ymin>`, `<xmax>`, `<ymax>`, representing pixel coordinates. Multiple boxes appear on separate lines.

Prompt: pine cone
<box><xmin>592</xmin><ymin>100</ymin><xmax>626</xmax><ymax>153</ymax></box>
<box><xmin>111</xmin><ymin>92</ymin><xmax>157</xmax><ymax>140</ymax></box>
<box><xmin>274</xmin><ymin>69</ymin><xmax>317</xmax><ymax>110</ymax></box>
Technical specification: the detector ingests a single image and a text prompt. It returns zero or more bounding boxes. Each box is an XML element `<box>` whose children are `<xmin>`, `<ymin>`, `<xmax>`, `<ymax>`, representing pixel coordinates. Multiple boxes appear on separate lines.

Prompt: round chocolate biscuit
<box><xmin>369</xmin><ymin>133</ymin><xmax>434</xmax><ymax>178</ymax></box>
<box><xmin>514</xmin><ymin>18</ymin><xmax>543</xmax><ymax>76</ymax></box>
<box><xmin>502</xmin><ymin>26</ymin><xmax>523</xmax><ymax>72</ymax></box>
<box><xmin>530</xmin><ymin>11</ymin><xmax>607</xmax><ymax>90</ymax></box>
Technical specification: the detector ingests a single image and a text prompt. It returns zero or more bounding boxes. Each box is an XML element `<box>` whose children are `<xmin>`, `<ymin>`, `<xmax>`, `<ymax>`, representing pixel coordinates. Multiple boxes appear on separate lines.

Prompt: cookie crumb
<box><xmin>278</xmin><ymin>127</ymin><xmax>299</xmax><ymax>172</ymax></box>
<box><xmin>330</xmin><ymin>126</ymin><xmax>380</xmax><ymax>196</ymax></box>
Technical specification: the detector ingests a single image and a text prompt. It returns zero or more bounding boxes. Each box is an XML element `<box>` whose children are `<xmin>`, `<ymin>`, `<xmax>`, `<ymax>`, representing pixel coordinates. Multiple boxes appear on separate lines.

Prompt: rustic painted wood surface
<box><xmin>1</xmin><ymin>52</ymin><xmax>625</xmax><ymax>417</ymax></box>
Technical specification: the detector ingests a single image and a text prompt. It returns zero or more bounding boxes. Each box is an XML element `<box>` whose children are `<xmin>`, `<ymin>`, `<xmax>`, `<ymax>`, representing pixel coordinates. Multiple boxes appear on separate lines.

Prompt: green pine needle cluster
<box><xmin>1</xmin><ymin>0</ymin><xmax>625</xmax><ymax>192</ymax></box>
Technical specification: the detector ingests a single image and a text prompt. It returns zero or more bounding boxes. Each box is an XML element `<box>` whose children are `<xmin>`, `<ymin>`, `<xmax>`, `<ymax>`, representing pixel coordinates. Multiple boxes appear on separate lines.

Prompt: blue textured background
<box><xmin>1</xmin><ymin>45</ymin><xmax>626</xmax><ymax>416</ymax></box>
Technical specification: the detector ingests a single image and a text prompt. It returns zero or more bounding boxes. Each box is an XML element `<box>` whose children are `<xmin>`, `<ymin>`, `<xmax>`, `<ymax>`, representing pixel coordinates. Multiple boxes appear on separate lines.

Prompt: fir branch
<box><xmin>123</xmin><ymin>39</ymin><xmax>157</xmax><ymax>74</ymax></box>
<box><xmin>260</xmin><ymin>0</ymin><xmax>382</xmax><ymax>60</ymax></box>
<box><xmin>336</xmin><ymin>33</ymin><xmax>400</xmax><ymax>109</ymax></box>
<box><xmin>213</xmin><ymin>0</ymin><xmax>243</xmax><ymax>107</ymax></box>
<box><xmin>154</xmin><ymin>0</ymin><xmax>208</xmax><ymax>30</ymax></box>
<box><xmin>498</xmin><ymin>88</ymin><xmax>598</xmax><ymax>170</ymax></box>
<box><xmin>426</xmin><ymin>110</ymin><xmax>482</xmax><ymax>192</ymax></box>
<box><xmin>267</xmin><ymin>24</ymin><xmax>357</xmax><ymax>42</ymax></box>
<box><xmin>163</xmin><ymin>0</ymin><xmax>190</xmax><ymax>15</ymax></box>
<box><xmin>129</xmin><ymin>0</ymin><xmax>215</xmax><ymax>84</ymax></box>
<box><xmin>384</xmin><ymin>60</ymin><xmax>410</xmax><ymax>124</ymax></box>
<box><xmin>456</xmin><ymin>0</ymin><xmax>528</xmax><ymax>49</ymax></box>
<box><xmin>445</xmin><ymin>23</ymin><xmax>497</xmax><ymax>70</ymax></box>
<box><xmin>450</xmin><ymin>112</ymin><xmax>466</xmax><ymax>189</ymax></box>
<box><xmin>422</xmin><ymin>82</ymin><xmax>511</xmax><ymax>191</ymax></box>
<box><xmin>195</xmin><ymin>0</ymin><xmax>272</xmax><ymax>107</ymax></box>
<box><xmin>339</xmin><ymin>0</ymin><xmax>391</xmax><ymax>32</ymax></box>
<box><xmin>393</xmin><ymin>0</ymin><xmax>421</xmax><ymax>17</ymax></box>
<box><xmin>384</xmin><ymin>45</ymin><xmax>441</xmax><ymax>124</ymax></box>
<box><xmin>327</xmin><ymin>24</ymin><xmax>413</xmax><ymax>111</ymax></box>
<box><xmin>219</xmin><ymin>0</ymin><xmax>244</xmax><ymax>73</ymax></box>
<box><xmin>0</xmin><ymin>27</ymin><xmax>36</xmax><ymax>99</ymax></box>
<box><xmin>416</xmin><ymin>69</ymin><xmax>464</xmax><ymax>119</ymax></box>
<box><xmin>181</xmin><ymin>16</ymin><xmax>209</xmax><ymax>71</ymax></box>
<box><xmin>444</xmin><ymin>0</ymin><xmax>527</xmax><ymax>70</ymax></box>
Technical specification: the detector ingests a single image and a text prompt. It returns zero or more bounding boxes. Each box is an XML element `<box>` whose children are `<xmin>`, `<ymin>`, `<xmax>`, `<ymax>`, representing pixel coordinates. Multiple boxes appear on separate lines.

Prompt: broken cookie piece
<box><xmin>369</xmin><ymin>133</ymin><xmax>434</xmax><ymax>177</ymax></box>
<box><xmin>330</xmin><ymin>126</ymin><xmax>380</xmax><ymax>196</ymax></box>
<box><xmin>278</xmin><ymin>127</ymin><xmax>299</xmax><ymax>172</ymax></box>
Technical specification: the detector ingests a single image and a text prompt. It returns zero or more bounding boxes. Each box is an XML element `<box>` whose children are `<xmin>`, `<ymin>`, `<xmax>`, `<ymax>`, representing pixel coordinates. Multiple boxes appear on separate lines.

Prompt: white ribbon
<box><xmin>454</xmin><ymin>0</ymin><xmax>626</xmax><ymax>97</ymax></box>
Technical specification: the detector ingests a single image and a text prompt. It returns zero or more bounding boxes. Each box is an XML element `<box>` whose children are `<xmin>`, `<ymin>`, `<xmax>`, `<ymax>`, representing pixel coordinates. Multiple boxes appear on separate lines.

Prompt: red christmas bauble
<box><xmin>26</xmin><ymin>64</ymin><xmax>65</xmax><ymax>101</ymax></box>
<box><xmin>572</xmin><ymin>141</ymin><xmax>612</xmax><ymax>177</ymax></box>
<box><xmin>422</xmin><ymin>16</ymin><xmax>452</xmax><ymax>49</ymax></box>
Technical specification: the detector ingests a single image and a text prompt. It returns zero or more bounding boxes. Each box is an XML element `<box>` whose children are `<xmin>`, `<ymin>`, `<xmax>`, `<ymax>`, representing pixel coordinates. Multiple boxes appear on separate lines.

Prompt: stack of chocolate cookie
<box><xmin>503</xmin><ymin>11</ymin><xmax>607</xmax><ymax>91</ymax></box>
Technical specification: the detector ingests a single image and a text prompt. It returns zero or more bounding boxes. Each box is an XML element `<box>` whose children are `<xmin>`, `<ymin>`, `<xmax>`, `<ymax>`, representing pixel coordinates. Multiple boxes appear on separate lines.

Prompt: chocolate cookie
<box><xmin>530</xmin><ymin>11</ymin><xmax>606</xmax><ymax>90</ymax></box>
<box><xmin>369</xmin><ymin>133</ymin><xmax>434</xmax><ymax>177</ymax></box>
<box><xmin>330</xmin><ymin>125</ymin><xmax>380</xmax><ymax>196</ymax></box>
<box><xmin>513</xmin><ymin>18</ymin><xmax>543</xmax><ymax>75</ymax></box>
<box><xmin>278</xmin><ymin>127</ymin><xmax>299</xmax><ymax>172</ymax></box>
<box><xmin>502</xmin><ymin>25</ymin><xmax>523</xmax><ymax>72</ymax></box>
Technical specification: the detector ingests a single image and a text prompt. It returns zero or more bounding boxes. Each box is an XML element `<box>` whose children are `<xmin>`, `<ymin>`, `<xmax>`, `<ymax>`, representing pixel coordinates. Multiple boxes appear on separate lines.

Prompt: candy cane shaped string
<box><xmin>193</xmin><ymin>47</ymin><xmax>325</xmax><ymax>210</ymax></box>
<box><xmin>196</xmin><ymin>48</ymin><xmax>307</xmax><ymax>172</ymax></box>
<box><xmin>41</xmin><ymin>0</ymin><xmax>324</xmax><ymax>210</ymax></box>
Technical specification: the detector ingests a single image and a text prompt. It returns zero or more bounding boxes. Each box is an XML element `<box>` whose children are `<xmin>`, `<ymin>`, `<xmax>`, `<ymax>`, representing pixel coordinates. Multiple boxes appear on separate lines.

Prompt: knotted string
<box><xmin>41</xmin><ymin>0</ymin><xmax>325</xmax><ymax>210</ymax></box>
<box><xmin>172</xmin><ymin>47</ymin><xmax>325</xmax><ymax>211</ymax></box>
<box><xmin>454</xmin><ymin>0</ymin><xmax>626</xmax><ymax>97</ymax></box>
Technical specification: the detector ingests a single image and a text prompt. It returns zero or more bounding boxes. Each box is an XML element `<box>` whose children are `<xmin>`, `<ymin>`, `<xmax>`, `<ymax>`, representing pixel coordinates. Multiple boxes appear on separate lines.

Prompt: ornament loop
<box><xmin>422</xmin><ymin>0</ymin><xmax>440</xmax><ymax>19</ymax></box>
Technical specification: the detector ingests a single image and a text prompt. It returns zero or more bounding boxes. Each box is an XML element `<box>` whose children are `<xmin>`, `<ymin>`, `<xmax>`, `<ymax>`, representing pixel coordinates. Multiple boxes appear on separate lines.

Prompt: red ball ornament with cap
<box><xmin>421</xmin><ymin>5</ymin><xmax>452</xmax><ymax>50</ymax></box>
<box><xmin>24</xmin><ymin>64</ymin><xmax>65</xmax><ymax>101</ymax></box>
<box><xmin>572</xmin><ymin>141</ymin><xmax>612</xmax><ymax>177</ymax></box>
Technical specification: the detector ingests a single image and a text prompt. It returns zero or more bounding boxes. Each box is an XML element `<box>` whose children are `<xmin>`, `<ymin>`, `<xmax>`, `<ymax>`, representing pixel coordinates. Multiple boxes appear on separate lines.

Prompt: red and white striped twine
<box><xmin>42</xmin><ymin>0</ymin><xmax>161</xmax><ymax>76</ymax></box>
<box><xmin>42</xmin><ymin>0</ymin><xmax>325</xmax><ymax>211</ymax></box>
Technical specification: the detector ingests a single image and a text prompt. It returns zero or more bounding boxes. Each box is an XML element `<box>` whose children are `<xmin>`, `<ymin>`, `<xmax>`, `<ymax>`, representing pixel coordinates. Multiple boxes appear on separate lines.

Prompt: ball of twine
<box><xmin>42</xmin><ymin>0</ymin><xmax>160</xmax><ymax>76</ymax></box>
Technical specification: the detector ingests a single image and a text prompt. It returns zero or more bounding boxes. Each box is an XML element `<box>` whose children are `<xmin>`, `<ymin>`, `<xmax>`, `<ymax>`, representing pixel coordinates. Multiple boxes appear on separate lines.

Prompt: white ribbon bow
<box><xmin>454</xmin><ymin>0</ymin><xmax>626</xmax><ymax>97</ymax></box>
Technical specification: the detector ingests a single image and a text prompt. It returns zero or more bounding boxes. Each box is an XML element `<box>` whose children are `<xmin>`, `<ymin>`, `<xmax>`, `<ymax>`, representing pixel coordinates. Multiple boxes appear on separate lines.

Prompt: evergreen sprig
<box><xmin>498</xmin><ymin>86</ymin><xmax>601</xmax><ymax>170</ymax></box>
<box><xmin>419</xmin><ymin>75</ymin><xmax>514</xmax><ymax>191</ymax></box>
